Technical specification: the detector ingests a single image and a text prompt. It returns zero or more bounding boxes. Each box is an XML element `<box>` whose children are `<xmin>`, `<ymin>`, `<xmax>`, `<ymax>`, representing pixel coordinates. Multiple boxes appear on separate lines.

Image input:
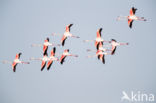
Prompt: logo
<box><xmin>121</xmin><ymin>91</ymin><xmax>155</xmax><ymax>102</ymax></box>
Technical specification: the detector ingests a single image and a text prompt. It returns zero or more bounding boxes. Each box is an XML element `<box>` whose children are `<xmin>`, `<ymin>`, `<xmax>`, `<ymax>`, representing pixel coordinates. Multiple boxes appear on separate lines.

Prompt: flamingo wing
<box><xmin>12</xmin><ymin>62</ymin><xmax>17</xmax><ymax>72</ymax></box>
<box><xmin>96</xmin><ymin>42</ymin><xmax>103</xmax><ymax>50</ymax></box>
<box><xmin>61</xmin><ymin>35</ymin><xmax>67</xmax><ymax>46</ymax></box>
<box><xmin>97</xmin><ymin>28</ymin><xmax>102</xmax><ymax>38</ymax></box>
<box><xmin>111</xmin><ymin>39</ymin><xmax>117</xmax><ymax>42</ymax></box>
<box><xmin>95</xmin><ymin>41</ymin><xmax>98</xmax><ymax>48</ymax></box>
<box><xmin>66</xmin><ymin>24</ymin><xmax>73</xmax><ymax>32</ymax></box>
<box><xmin>15</xmin><ymin>53</ymin><xmax>22</xmax><ymax>59</ymax></box>
<box><xmin>128</xmin><ymin>19</ymin><xmax>133</xmax><ymax>28</ymax></box>
<box><xmin>101</xmin><ymin>55</ymin><xmax>105</xmax><ymax>64</ymax></box>
<box><xmin>60</xmin><ymin>55</ymin><xmax>67</xmax><ymax>65</ymax></box>
<box><xmin>51</xmin><ymin>47</ymin><xmax>56</xmax><ymax>56</ymax></box>
<box><xmin>41</xmin><ymin>61</ymin><xmax>46</xmax><ymax>71</ymax></box>
<box><xmin>43</xmin><ymin>45</ymin><xmax>48</xmax><ymax>55</ymax></box>
<box><xmin>132</xmin><ymin>7</ymin><xmax>137</xmax><ymax>15</ymax></box>
<box><xmin>111</xmin><ymin>46</ymin><xmax>117</xmax><ymax>55</ymax></box>
<box><xmin>130</xmin><ymin>7</ymin><xmax>137</xmax><ymax>16</ymax></box>
<box><xmin>47</xmin><ymin>60</ymin><xmax>53</xmax><ymax>70</ymax></box>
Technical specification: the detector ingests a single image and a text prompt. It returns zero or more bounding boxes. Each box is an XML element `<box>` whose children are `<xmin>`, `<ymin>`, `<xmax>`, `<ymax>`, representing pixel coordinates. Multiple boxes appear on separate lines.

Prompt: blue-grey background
<box><xmin>0</xmin><ymin>0</ymin><xmax>156</xmax><ymax>103</ymax></box>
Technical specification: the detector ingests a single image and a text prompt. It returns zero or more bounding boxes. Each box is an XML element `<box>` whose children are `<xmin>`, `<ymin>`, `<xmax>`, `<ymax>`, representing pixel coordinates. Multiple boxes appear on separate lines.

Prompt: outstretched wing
<box><xmin>66</xmin><ymin>24</ymin><xmax>73</xmax><ymax>32</ymax></box>
<box><xmin>15</xmin><ymin>53</ymin><xmax>22</xmax><ymax>59</ymax></box>
<box><xmin>60</xmin><ymin>55</ymin><xmax>67</xmax><ymax>65</ymax></box>
<box><xmin>41</xmin><ymin>61</ymin><xmax>46</xmax><ymax>71</ymax></box>
<box><xmin>51</xmin><ymin>47</ymin><xmax>56</xmax><ymax>56</ymax></box>
<box><xmin>43</xmin><ymin>45</ymin><xmax>48</xmax><ymax>55</ymax></box>
<box><xmin>96</xmin><ymin>42</ymin><xmax>103</xmax><ymax>50</ymax></box>
<box><xmin>61</xmin><ymin>35</ymin><xmax>67</xmax><ymax>46</ymax></box>
<box><xmin>12</xmin><ymin>62</ymin><xmax>17</xmax><ymax>72</ymax></box>
<box><xmin>97</xmin><ymin>28</ymin><xmax>102</xmax><ymax>38</ymax></box>
<box><xmin>102</xmin><ymin>55</ymin><xmax>105</xmax><ymax>64</ymax></box>
<box><xmin>128</xmin><ymin>19</ymin><xmax>133</xmax><ymax>28</ymax></box>
<box><xmin>111</xmin><ymin>46</ymin><xmax>117</xmax><ymax>55</ymax></box>
<box><xmin>47</xmin><ymin>60</ymin><xmax>53</xmax><ymax>70</ymax></box>
<box><xmin>130</xmin><ymin>7</ymin><xmax>137</xmax><ymax>16</ymax></box>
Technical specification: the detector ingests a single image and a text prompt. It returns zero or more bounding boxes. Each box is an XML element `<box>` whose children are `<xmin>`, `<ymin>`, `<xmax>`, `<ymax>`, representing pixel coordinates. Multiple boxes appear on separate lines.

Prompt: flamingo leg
<box><xmin>71</xmin><ymin>35</ymin><xmax>80</xmax><ymax>38</ymax></box>
<box><xmin>117</xmin><ymin>16</ymin><xmax>128</xmax><ymax>21</ymax></box>
<box><xmin>31</xmin><ymin>44</ymin><xmax>42</xmax><ymax>47</ymax></box>
<box><xmin>21</xmin><ymin>61</ymin><xmax>30</xmax><ymax>64</ymax></box>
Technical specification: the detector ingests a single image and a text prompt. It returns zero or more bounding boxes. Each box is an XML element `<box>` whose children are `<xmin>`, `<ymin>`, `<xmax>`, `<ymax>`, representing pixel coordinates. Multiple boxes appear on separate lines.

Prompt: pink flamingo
<box><xmin>117</xmin><ymin>7</ymin><xmax>146</xmax><ymax>28</ymax></box>
<box><xmin>47</xmin><ymin>47</ymin><xmax>59</xmax><ymax>70</ymax></box>
<box><xmin>60</xmin><ymin>49</ymin><xmax>78</xmax><ymax>64</ymax></box>
<box><xmin>84</xmin><ymin>28</ymin><xmax>109</xmax><ymax>49</ymax></box>
<box><xmin>3</xmin><ymin>53</ymin><xmax>30</xmax><ymax>72</ymax></box>
<box><xmin>110</xmin><ymin>39</ymin><xmax>129</xmax><ymax>55</ymax></box>
<box><xmin>61</xmin><ymin>24</ymin><xmax>80</xmax><ymax>46</ymax></box>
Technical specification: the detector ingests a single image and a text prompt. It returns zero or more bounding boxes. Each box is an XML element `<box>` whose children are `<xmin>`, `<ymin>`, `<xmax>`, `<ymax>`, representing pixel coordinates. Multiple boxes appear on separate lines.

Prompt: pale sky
<box><xmin>0</xmin><ymin>0</ymin><xmax>156</xmax><ymax>103</ymax></box>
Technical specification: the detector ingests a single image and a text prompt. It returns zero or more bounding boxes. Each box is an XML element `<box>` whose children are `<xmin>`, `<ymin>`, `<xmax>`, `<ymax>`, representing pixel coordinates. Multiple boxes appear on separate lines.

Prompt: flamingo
<box><xmin>30</xmin><ymin>54</ymin><xmax>49</xmax><ymax>71</ymax></box>
<box><xmin>61</xmin><ymin>24</ymin><xmax>80</xmax><ymax>46</ymax></box>
<box><xmin>2</xmin><ymin>53</ymin><xmax>30</xmax><ymax>72</ymax></box>
<box><xmin>47</xmin><ymin>47</ymin><xmax>59</xmax><ymax>70</ymax></box>
<box><xmin>31</xmin><ymin>37</ymin><xmax>60</xmax><ymax>55</ymax></box>
<box><xmin>83</xmin><ymin>28</ymin><xmax>109</xmax><ymax>49</ymax></box>
<box><xmin>96</xmin><ymin>50</ymin><xmax>111</xmax><ymax>64</ymax></box>
<box><xmin>60</xmin><ymin>49</ymin><xmax>78</xmax><ymax>64</ymax></box>
<box><xmin>117</xmin><ymin>7</ymin><xmax>146</xmax><ymax>28</ymax></box>
<box><xmin>87</xmin><ymin>50</ymin><xmax>111</xmax><ymax>64</ymax></box>
<box><xmin>95</xmin><ymin>28</ymin><xmax>104</xmax><ymax>48</ymax></box>
<box><xmin>40</xmin><ymin>54</ymin><xmax>49</xmax><ymax>71</ymax></box>
<box><xmin>110</xmin><ymin>39</ymin><xmax>129</xmax><ymax>55</ymax></box>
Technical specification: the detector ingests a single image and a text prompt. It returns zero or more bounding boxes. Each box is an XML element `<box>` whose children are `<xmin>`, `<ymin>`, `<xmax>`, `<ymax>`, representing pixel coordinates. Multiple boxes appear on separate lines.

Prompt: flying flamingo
<box><xmin>47</xmin><ymin>47</ymin><xmax>59</xmax><ymax>70</ymax></box>
<box><xmin>84</xmin><ymin>28</ymin><xmax>109</xmax><ymax>49</ymax></box>
<box><xmin>31</xmin><ymin>37</ymin><xmax>60</xmax><ymax>55</ymax></box>
<box><xmin>87</xmin><ymin>50</ymin><xmax>111</xmax><ymax>64</ymax></box>
<box><xmin>30</xmin><ymin>54</ymin><xmax>49</xmax><ymax>71</ymax></box>
<box><xmin>60</xmin><ymin>49</ymin><xmax>78</xmax><ymax>64</ymax></box>
<box><xmin>96</xmin><ymin>50</ymin><xmax>111</xmax><ymax>64</ymax></box>
<box><xmin>117</xmin><ymin>7</ymin><xmax>146</xmax><ymax>28</ymax></box>
<box><xmin>61</xmin><ymin>24</ymin><xmax>80</xmax><ymax>46</ymax></box>
<box><xmin>110</xmin><ymin>39</ymin><xmax>129</xmax><ymax>55</ymax></box>
<box><xmin>3</xmin><ymin>53</ymin><xmax>30</xmax><ymax>72</ymax></box>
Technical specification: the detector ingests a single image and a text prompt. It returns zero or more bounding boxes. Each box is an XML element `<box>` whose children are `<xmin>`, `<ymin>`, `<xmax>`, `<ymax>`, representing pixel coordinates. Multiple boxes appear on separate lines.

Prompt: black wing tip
<box><xmin>111</xmin><ymin>49</ymin><xmax>116</xmax><ymax>55</ymax></box>
<box><xmin>60</xmin><ymin>61</ymin><xmax>63</xmax><ymax>65</ymax></box>
<box><xmin>47</xmin><ymin>67</ymin><xmax>50</xmax><ymax>70</ymax></box>
<box><xmin>111</xmin><ymin>50</ymin><xmax>115</xmax><ymax>55</ymax></box>
<box><xmin>13</xmin><ymin>69</ymin><xmax>16</xmax><ymax>72</ymax></box>
<box><xmin>129</xmin><ymin>21</ymin><xmax>133</xmax><ymax>28</ymax></box>
<box><xmin>97</xmin><ymin>55</ymin><xmax>100</xmax><ymax>60</ymax></box>
<box><xmin>46</xmin><ymin>37</ymin><xmax>49</xmax><ymax>41</ymax></box>
<box><xmin>43</xmin><ymin>51</ymin><xmax>48</xmax><ymax>56</ymax></box>
<box><xmin>129</xmin><ymin>25</ymin><xmax>132</xmax><ymax>28</ymax></box>
<box><xmin>53</xmin><ymin>47</ymin><xmax>56</xmax><ymax>54</ymax></box>
<box><xmin>62</xmin><ymin>38</ymin><xmax>67</xmax><ymax>46</ymax></box>
<box><xmin>111</xmin><ymin>39</ymin><xmax>116</xmax><ymax>42</ymax></box>
<box><xmin>132</xmin><ymin>7</ymin><xmax>137</xmax><ymax>9</ymax></box>
<box><xmin>41</xmin><ymin>62</ymin><xmax>46</xmax><ymax>71</ymax></box>
<box><xmin>102</xmin><ymin>55</ymin><xmax>105</xmax><ymax>64</ymax></box>
<box><xmin>70</xmin><ymin>24</ymin><xmax>73</xmax><ymax>26</ymax></box>
<box><xmin>41</xmin><ymin>66</ymin><xmax>45</xmax><ymax>71</ymax></box>
<box><xmin>62</xmin><ymin>42</ymin><xmax>65</xmax><ymax>46</ymax></box>
<box><xmin>96</xmin><ymin>42</ymin><xmax>100</xmax><ymax>50</ymax></box>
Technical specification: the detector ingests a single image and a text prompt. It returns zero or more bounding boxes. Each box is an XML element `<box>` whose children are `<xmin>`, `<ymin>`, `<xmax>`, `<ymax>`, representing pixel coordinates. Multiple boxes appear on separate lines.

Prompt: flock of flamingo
<box><xmin>2</xmin><ymin>7</ymin><xmax>146</xmax><ymax>72</ymax></box>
